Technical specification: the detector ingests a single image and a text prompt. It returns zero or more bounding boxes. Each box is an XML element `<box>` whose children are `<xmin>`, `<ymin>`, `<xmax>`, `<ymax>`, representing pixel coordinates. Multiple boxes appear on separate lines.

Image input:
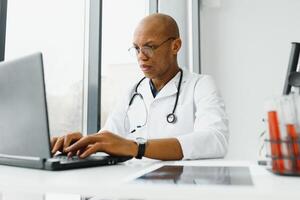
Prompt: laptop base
<box><xmin>0</xmin><ymin>155</ymin><xmax>132</xmax><ymax>170</ymax></box>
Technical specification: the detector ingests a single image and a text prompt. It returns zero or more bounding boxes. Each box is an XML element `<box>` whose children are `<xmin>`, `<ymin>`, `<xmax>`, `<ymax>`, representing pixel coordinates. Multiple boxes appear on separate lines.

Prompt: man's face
<box><xmin>132</xmin><ymin>29</ymin><xmax>175</xmax><ymax>80</ymax></box>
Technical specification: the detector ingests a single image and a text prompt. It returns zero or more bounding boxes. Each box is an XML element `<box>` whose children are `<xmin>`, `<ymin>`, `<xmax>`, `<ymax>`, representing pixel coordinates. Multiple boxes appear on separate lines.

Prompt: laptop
<box><xmin>0</xmin><ymin>52</ymin><xmax>132</xmax><ymax>170</ymax></box>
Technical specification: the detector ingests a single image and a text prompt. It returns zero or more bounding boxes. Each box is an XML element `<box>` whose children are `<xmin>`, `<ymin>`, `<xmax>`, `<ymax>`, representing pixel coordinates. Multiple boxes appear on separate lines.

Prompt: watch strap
<box><xmin>136</xmin><ymin>143</ymin><xmax>146</xmax><ymax>159</ymax></box>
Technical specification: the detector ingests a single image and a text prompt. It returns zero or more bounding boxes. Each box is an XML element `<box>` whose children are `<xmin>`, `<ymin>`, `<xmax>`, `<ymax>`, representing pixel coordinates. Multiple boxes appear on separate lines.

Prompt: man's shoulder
<box><xmin>182</xmin><ymin>68</ymin><xmax>214</xmax><ymax>84</ymax></box>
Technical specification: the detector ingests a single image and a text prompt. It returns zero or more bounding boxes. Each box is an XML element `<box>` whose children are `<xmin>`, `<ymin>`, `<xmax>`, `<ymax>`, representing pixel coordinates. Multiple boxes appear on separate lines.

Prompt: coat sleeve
<box><xmin>176</xmin><ymin>75</ymin><xmax>229</xmax><ymax>160</ymax></box>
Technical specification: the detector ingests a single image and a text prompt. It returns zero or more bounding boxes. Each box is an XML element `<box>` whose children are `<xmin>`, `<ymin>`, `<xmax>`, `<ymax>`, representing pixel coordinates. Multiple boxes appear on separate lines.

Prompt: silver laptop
<box><xmin>0</xmin><ymin>52</ymin><xmax>131</xmax><ymax>170</ymax></box>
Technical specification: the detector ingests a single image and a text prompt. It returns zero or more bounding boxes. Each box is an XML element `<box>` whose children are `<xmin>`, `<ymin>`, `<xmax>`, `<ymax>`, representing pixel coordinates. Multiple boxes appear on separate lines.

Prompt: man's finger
<box><xmin>67</xmin><ymin>147</ymin><xmax>85</xmax><ymax>158</ymax></box>
<box><xmin>63</xmin><ymin>132</ymin><xmax>82</xmax><ymax>150</ymax></box>
<box><xmin>50</xmin><ymin>137</ymin><xmax>58</xmax><ymax>149</ymax></box>
<box><xmin>51</xmin><ymin>137</ymin><xmax>64</xmax><ymax>154</ymax></box>
<box><xmin>65</xmin><ymin>136</ymin><xmax>96</xmax><ymax>152</ymax></box>
<box><xmin>79</xmin><ymin>143</ymin><xmax>102</xmax><ymax>159</ymax></box>
<box><xmin>76</xmin><ymin>145</ymin><xmax>91</xmax><ymax>156</ymax></box>
<box><xmin>67</xmin><ymin>151</ymin><xmax>73</xmax><ymax>158</ymax></box>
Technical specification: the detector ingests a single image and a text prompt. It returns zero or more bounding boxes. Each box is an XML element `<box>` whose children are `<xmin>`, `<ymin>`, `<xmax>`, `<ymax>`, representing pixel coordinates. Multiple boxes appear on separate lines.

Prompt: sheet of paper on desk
<box><xmin>134</xmin><ymin>165</ymin><xmax>253</xmax><ymax>185</ymax></box>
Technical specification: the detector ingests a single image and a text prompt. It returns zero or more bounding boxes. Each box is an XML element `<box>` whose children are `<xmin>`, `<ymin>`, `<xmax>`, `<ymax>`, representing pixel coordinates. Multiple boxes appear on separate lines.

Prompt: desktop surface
<box><xmin>0</xmin><ymin>159</ymin><xmax>299</xmax><ymax>200</ymax></box>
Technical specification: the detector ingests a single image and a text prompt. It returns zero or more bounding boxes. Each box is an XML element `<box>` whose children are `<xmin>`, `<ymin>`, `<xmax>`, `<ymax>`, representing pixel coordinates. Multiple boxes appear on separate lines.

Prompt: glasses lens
<box><xmin>141</xmin><ymin>46</ymin><xmax>153</xmax><ymax>57</ymax></box>
<box><xmin>128</xmin><ymin>47</ymin><xmax>138</xmax><ymax>57</ymax></box>
<box><xmin>128</xmin><ymin>46</ymin><xmax>154</xmax><ymax>58</ymax></box>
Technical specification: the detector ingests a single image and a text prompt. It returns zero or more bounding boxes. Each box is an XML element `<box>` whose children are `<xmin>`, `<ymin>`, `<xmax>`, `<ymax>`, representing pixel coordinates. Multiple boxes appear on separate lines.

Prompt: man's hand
<box><xmin>51</xmin><ymin>132</ymin><xmax>83</xmax><ymax>155</ymax></box>
<box><xmin>51</xmin><ymin>131</ymin><xmax>183</xmax><ymax>161</ymax></box>
<box><xmin>64</xmin><ymin>131</ymin><xmax>138</xmax><ymax>159</ymax></box>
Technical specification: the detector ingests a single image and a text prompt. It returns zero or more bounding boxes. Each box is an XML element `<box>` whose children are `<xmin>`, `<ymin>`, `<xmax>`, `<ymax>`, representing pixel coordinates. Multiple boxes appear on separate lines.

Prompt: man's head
<box><xmin>131</xmin><ymin>13</ymin><xmax>182</xmax><ymax>81</ymax></box>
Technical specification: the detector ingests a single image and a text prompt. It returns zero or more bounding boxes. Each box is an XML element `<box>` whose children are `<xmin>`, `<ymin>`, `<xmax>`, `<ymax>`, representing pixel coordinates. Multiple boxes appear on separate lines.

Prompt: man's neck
<box><xmin>151</xmin><ymin>66</ymin><xmax>180</xmax><ymax>91</ymax></box>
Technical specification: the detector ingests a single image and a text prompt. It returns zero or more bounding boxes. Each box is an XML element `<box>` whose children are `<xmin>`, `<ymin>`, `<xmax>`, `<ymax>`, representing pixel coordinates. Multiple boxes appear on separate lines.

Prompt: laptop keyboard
<box><xmin>55</xmin><ymin>155</ymin><xmax>80</xmax><ymax>161</ymax></box>
<box><xmin>51</xmin><ymin>154</ymin><xmax>108</xmax><ymax>164</ymax></box>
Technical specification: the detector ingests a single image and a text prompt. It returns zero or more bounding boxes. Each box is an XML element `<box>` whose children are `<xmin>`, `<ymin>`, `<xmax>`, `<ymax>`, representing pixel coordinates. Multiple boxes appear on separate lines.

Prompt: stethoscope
<box><xmin>127</xmin><ymin>68</ymin><xmax>183</xmax><ymax>133</ymax></box>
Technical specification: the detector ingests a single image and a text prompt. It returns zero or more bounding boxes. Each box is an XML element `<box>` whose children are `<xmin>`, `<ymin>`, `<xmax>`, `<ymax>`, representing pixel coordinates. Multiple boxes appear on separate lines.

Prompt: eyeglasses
<box><xmin>128</xmin><ymin>37</ymin><xmax>176</xmax><ymax>58</ymax></box>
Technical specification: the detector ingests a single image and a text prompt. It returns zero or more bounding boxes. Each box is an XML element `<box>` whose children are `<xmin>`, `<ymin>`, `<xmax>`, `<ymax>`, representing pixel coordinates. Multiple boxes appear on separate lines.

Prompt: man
<box><xmin>51</xmin><ymin>13</ymin><xmax>229</xmax><ymax>161</ymax></box>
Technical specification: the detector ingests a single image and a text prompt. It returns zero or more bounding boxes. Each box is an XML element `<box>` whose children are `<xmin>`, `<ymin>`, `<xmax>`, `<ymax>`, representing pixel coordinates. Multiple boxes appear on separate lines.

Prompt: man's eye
<box><xmin>144</xmin><ymin>45</ymin><xmax>154</xmax><ymax>49</ymax></box>
<box><xmin>133</xmin><ymin>46</ymin><xmax>141</xmax><ymax>52</ymax></box>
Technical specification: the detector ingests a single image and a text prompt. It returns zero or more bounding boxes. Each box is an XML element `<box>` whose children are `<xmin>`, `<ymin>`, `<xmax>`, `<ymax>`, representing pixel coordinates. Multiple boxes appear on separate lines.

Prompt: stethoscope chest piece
<box><xmin>166</xmin><ymin>113</ymin><xmax>177</xmax><ymax>123</ymax></box>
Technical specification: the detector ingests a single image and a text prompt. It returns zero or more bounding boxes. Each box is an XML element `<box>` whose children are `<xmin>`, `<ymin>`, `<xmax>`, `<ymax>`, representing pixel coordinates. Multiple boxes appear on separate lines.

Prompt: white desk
<box><xmin>0</xmin><ymin>159</ymin><xmax>299</xmax><ymax>200</ymax></box>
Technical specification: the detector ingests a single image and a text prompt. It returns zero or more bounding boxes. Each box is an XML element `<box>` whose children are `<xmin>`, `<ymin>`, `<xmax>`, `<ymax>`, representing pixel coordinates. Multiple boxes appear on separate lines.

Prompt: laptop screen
<box><xmin>0</xmin><ymin>53</ymin><xmax>52</xmax><ymax>159</ymax></box>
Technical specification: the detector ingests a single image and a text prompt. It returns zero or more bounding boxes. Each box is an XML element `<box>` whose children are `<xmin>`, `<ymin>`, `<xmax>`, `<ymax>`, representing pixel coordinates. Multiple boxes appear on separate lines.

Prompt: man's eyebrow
<box><xmin>133</xmin><ymin>40</ymin><xmax>155</xmax><ymax>47</ymax></box>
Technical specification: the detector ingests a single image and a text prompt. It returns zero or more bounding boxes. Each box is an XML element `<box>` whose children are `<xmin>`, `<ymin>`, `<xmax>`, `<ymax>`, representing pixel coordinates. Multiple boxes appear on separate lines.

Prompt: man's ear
<box><xmin>171</xmin><ymin>38</ymin><xmax>182</xmax><ymax>54</ymax></box>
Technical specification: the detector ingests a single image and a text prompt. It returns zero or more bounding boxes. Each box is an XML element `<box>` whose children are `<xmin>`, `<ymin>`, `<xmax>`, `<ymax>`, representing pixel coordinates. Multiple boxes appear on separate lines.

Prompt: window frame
<box><xmin>84</xmin><ymin>0</ymin><xmax>102</xmax><ymax>134</ymax></box>
<box><xmin>190</xmin><ymin>0</ymin><xmax>201</xmax><ymax>74</ymax></box>
<box><xmin>0</xmin><ymin>0</ymin><xmax>7</xmax><ymax>61</ymax></box>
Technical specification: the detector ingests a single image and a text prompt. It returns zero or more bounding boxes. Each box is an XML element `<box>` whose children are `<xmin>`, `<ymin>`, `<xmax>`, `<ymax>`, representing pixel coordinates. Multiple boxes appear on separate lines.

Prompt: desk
<box><xmin>0</xmin><ymin>159</ymin><xmax>299</xmax><ymax>200</ymax></box>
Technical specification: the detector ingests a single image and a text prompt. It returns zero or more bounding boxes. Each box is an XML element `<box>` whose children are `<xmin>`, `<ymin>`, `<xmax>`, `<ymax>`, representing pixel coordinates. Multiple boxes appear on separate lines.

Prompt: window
<box><xmin>5</xmin><ymin>0</ymin><xmax>86</xmax><ymax>136</ymax></box>
<box><xmin>101</xmin><ymin>0</ymin><xmax>148</xmax><ymax>126</ymax></box>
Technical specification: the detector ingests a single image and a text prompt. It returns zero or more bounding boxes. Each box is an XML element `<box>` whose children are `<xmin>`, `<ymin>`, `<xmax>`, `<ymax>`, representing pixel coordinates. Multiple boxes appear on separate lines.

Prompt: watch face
<box><xmin>136</xmin><ymin>137</ymin><xmax>147</xmax><ymax>144</ymax></box>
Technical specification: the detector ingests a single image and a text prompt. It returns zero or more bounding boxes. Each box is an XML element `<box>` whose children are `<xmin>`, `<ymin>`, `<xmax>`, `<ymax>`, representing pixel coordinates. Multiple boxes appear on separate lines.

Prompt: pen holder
<box><xmin>265</xmin><ymin>138</ymin><xmax>300</xmax><ymax>176</ymax></box>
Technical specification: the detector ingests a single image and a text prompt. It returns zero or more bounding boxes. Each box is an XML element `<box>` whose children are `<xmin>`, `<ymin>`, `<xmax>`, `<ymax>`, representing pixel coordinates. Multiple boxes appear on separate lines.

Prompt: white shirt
<box><xmin>101</xmin><ymin>68</ymin><xmax>229</xmax><ymax>160</ymax></box>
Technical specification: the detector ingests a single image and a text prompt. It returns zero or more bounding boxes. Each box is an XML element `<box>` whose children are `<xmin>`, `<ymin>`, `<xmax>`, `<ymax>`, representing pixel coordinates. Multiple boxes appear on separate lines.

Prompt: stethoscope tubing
<box><xmin>128</xmin><ymin>68</ymin><xmax>183</xmax><ymax>124</ymax></box>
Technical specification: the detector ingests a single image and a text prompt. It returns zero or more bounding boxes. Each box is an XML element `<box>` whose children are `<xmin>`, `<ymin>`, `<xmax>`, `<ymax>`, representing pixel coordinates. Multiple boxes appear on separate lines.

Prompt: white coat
<box><xmin>101</xmin><ymin>68</ymin><xmax>229</xmax><ymax>160</ymax></box>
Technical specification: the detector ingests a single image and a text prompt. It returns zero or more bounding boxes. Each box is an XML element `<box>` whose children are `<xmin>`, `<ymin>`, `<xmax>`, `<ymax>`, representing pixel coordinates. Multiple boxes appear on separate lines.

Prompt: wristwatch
<box><xmin>135</xmin><ymin>137</ymin><xmax>147</xmax><ymax>159</ymax></box>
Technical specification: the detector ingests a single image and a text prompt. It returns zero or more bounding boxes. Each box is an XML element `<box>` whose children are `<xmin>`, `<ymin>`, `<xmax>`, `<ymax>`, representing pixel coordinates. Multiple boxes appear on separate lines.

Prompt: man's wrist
<box><xmin>130</xmin><ymin>140</ymin><xmax>138</xmax><ymax>157</ymax></box>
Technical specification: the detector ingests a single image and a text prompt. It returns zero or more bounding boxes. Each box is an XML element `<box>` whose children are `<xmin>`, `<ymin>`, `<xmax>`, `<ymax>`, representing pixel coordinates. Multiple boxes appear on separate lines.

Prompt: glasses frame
<box><xmin>128</xmin><ymin>37</ymin><xmax>177</xmax><ymax>58</ymax></box>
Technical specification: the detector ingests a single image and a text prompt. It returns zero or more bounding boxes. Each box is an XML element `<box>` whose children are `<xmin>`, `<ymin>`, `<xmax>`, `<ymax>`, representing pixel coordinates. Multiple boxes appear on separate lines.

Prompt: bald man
<box><xmin>51</xmin><ymin>14</ymin><xmax>229</xmax><ymax>161</ymax></box>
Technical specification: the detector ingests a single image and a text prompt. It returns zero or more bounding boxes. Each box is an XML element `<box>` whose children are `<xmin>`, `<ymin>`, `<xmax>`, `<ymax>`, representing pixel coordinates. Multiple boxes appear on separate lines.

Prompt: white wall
<box><xmin>200</xmin><ymin>0</ymin><xmax>300</xmax><ymax>160</ymax></box>
<box><xmin>159</xmin><ymin>0</ymin><xmax>201</xmax><ymax>73</ymax></box>
<box><xmin>159</xmin><ymin>0</ymin><xmax>189</xmax><ymax>69</ymax></box>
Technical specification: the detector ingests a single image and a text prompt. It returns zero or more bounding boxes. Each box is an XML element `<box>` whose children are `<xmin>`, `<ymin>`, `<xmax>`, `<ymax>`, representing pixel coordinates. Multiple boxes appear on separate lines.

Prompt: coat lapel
<box><xmin>138</xmin><ymin>69</ymin><xmax>188</xmax><ymax>104</ymax></box>
<box><xmin>155</xmin><ymin>71</ymin><xmax>182</xmax><ymax>100</ymax></box>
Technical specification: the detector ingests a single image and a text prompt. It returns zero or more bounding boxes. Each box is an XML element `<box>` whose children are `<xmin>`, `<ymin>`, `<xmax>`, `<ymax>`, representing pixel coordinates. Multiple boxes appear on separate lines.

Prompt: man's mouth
<box><xmin>140</xmin><ymin>64</ymin><xmax>152</xmax><ymax>72</ymax></box>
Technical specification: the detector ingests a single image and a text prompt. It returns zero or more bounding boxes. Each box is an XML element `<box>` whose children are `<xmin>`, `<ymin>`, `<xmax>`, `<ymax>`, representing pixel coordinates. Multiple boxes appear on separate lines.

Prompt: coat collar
<box><xmin>138</xmin><ymin>68</ymin><xmax>188</xmax><ymax>102</ymax></box>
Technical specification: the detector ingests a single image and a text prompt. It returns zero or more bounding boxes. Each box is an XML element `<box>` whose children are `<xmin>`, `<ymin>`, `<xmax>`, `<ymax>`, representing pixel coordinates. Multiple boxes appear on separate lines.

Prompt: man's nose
<box><xmin>137</xmin><ymin>50</ymin><xmax>148</xmax><ymax>61</ymax></box>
